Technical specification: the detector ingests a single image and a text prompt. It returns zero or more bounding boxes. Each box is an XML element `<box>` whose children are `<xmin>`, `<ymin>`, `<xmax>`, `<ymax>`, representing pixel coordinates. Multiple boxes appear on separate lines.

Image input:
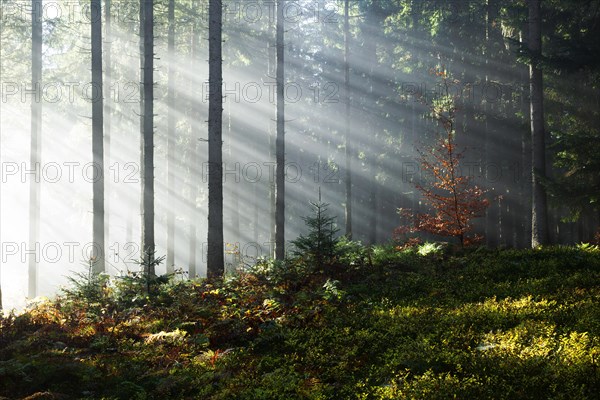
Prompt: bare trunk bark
<box><xmin>343</xmin><ymin>0</ymin><xmax>352</xmax><ymax>238</ymax></box>
<box><xmin>529</xmin><ymin>0</ymin><xmax>548</xmax><ymax>247</ymax></box>
<box><xmin>517</xmin><ymin>28</ymin><xmax>532</xmax><ymax>248</ymax></box>
<box><xmin>104</xmin><ymin>0</ymin><xmax>112</xmax><ymax>265</ymax></box>
<box><xmin>92</xmin><ymin>0</ymin><xmax>105</xmax><ymax>273</ymax></box>
<box><xmin>207</xmin><ymin>0</ymin><xmax>224</xmax><ymax>277</ymax></box>
<box><xmin>275</xmin><ymin>0</ymin><xmax>285</xmax><ymax>260</ymax></box>
<box><xmin>141</xmin><ymin>0</ymin><xmax>155</xmax><ymax>273</ymax></box>
<box><xmin>267</xmin><ymin>35</ymin><xmax>276</xmax><ymax>250</ymax></box>
<box><xmin>166</xmin><ymin>0</ymin><xmax>175</xmax><ymax>274</ymax></box>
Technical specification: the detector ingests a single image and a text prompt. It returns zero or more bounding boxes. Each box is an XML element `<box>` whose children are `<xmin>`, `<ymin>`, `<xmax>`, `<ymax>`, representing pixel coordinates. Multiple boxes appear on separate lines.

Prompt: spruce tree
<box><xmin>292</xmin><ymin>201</ymin><xmax>340</xmax><ymax>273</ymax></box>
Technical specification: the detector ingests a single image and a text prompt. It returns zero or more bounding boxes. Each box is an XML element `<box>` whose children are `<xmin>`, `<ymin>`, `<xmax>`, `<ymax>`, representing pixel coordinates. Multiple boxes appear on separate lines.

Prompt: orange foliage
<box><xmin>394</xmin><ymin>237</ymin><xmax>422</xmax><ymax>251</ymax></box>
<box><xmin>396</xmin><ymin>72</ymin><xmax>489</xmax><ymax>247</ymax></box>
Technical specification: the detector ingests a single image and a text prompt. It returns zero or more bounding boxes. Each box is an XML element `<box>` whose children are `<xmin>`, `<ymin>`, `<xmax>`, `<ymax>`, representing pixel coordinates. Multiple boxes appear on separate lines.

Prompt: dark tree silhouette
<box><xmin>103</xmin><ymin>0</ymin><xmax>112</xmax><ymax>266</ymax></box>
<box><xmin>207</xmin><ymin>0</ymin><xmax>224</xmax><ymax>277</ymax></box>
<box><xmin>343</xmin><ymin>0</ymin><xmax>352</xmax><ymax>238</ymax></box>
<box><xmin>528</xmin><ymin>0</ymin><xmax>549</xmax><ymax>247</ymax></box>
<box><xmin>275</xmin><ymin>0</ymin><xmax>286</xmax><ymax>260</ymax></box>
<box><xmin>91</xmin><ymin>0</ymin><xmax>105</xmax><ymax>273</ymax></box>
<box><xmin>166</xmin><ymin>0</ymin><xmax>176</xmax><ymax>274</ymax></box>
<box><xmin>141</xmin><ymin>0</ymin><xmax>155</xmax><ymax>274</ymax></box>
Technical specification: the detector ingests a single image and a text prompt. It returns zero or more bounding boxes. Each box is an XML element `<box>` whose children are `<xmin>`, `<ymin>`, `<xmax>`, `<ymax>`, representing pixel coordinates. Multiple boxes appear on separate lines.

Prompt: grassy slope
<box><xmin>1</xmin><ymin>246</ymin><xmax>599</xmax><ymax>399</ymax></box>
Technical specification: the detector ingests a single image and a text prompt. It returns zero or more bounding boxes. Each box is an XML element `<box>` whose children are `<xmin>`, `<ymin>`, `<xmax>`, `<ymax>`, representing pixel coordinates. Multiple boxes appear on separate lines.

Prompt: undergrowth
<box><xmin>0</xmin><ymin>244</ymin><xmax>599</xmax><ymax>399</ymax></box>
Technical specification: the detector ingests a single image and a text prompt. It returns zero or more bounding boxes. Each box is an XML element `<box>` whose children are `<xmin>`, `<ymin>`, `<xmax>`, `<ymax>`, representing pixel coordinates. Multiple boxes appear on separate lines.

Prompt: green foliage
<box><xmin>1</xmin><ymin>246</ymin><xmax>600</xmax><ymax>399</ymax></box>
<box><xmin>250</xmin><ymin>258</ymin><xmax>312</xmax><ymax>290</ymax></box>
<box><xmin>334</xmin><ymin>237</ymin><xmax>369</xmax><ymax>268</ymax></box>
<box><xmin>416</xmin><ymin>241</ymin><xmax>447</xmax><ymax>256</ymax></box>
<box><xmin>576</xmin><ymin>242</ymin><xmax>600</xmax><ymax>253</ymax></box>
<box><xmin>63</xmin><ymin>260</ymin><xmax>111</xmax><ymax>305</ymax></box>
<box><xmin>321</xmin><ymin>279</ymin><xmax>346</xmax><ymax>302</ymax></box>
<box><xmin>291</xmin><ymin>201</ymin><xmax>341</xmax><ymax>273</ymax></box>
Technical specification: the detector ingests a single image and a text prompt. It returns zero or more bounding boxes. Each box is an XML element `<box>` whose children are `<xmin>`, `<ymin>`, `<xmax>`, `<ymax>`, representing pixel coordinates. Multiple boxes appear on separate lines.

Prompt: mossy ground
<box><xmin>1</xmin><ymin>245</ymin><xmax>599</xmax><ymax>399</ymax></box>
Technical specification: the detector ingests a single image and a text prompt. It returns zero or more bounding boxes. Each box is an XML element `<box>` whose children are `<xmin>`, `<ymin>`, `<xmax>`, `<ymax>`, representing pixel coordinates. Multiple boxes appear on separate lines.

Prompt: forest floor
<box><xmin>1</xmin><ymin>243</ymin><xmax>599</xmax><ymax>399</ymax></box>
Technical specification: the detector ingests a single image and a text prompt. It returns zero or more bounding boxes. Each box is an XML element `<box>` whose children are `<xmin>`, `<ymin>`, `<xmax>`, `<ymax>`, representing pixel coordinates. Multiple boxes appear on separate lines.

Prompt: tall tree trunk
<box><xmin>409</xmin><ymin>0</ymin><xmax>420</xmax><ymax>216</ymax></box>
<box><xmin>274</xmin><ymin>0</ymin><xmax>285</xmax><ymax>260</ymax></box>
<box><xmin>29</xmin><ymin>0</ymin><xmax>42</xmax><ymax>298</ymax></box>
<box><xmin>104</xmin><ymin>0</ymin><xmax>112</xmax><ymax>266</ymax></box>
<box><xmin>518</xmin><ymin>28</ymin><xmax>532</xmax><ymax>248</ymax></box>
<box><xmin>483</xmin><ymin>0</ymin><xmax>492</xmax><ymax>247</ymax></box>
<box><xmin>343</xmin><ymin>0</ymin><xmax>352</xmax><ymax>238</ymax></box>
<box><xmin>528</xmin><ymin>0</ymin><xmax>548</xmax><ymax>247</ymax></box>
<box><xmin>141</xmin><ymin>0</ymin><xmax>155</xmax><ymax>273</ymax></box>
<box><xmin>0</xmin><ymin>9</ymin><xmax>2</xmax><ymax>310</ymax></box>
<box><xmin>138</xmin><ymin>0</ymin><xmax>144</xmax><ymax>264</ymax></box>
<box><xmin>166</xmin><ymin>0</ymin><xmax>176</xmax><ymax>274</ymax></box>
<box><xmin>207</xmin><ymin>0</ymin><xmax>224</xmax><ymax>277</ymax></box>
<box><xmin>189</xmin><ymin>14</ymin><xmax>200</xmax><ymax>277</ymax></box>
<box><xmin>91</xmin><ymin>0</ymin><xmax>105</xmax><ymax>273</ymax></box>
<box><xmin>267</xmin><ymin>35</ymin><xmax>276</xmax><ymax>250</ymax></box>
<box><xmin>484</xmin><ymin>0</ymin><xmax>501</xmax><ymax>247</ymax></box>
<box><xmin>359</xmin><ymin>3</ymin><xmax>381</xmax><ymax>245</ymax></box>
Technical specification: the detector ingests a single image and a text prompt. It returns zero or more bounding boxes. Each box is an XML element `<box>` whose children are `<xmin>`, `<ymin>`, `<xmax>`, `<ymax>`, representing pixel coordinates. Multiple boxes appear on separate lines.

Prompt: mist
<box><xmin>1</xmin><ymin>0</ymin><xmax>599</xmax><ymax>311</ymax></box>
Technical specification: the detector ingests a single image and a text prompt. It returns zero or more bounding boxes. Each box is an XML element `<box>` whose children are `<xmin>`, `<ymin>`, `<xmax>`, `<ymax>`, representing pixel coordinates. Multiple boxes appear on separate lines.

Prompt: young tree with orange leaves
<box><xmin>396</xmin><ymin>72</ymin><xmax>489</xmax><ymax>247</ymax></box>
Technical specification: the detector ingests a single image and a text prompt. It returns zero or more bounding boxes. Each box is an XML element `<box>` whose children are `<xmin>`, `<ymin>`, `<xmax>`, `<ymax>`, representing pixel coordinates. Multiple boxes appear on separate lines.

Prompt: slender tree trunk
<box><xmin>528</xmin><ymin>0</ymin><xmax>548</xmax><ymax>247</ymax></box>
<box><xmin>481</xmin><ymin>0</ymin><xmax>502</xmax><ymax>247</ymax></box>
<box><xmin>518</xmin><ymin>28</ymin><xmax>532</xmax><ymax>248</ymax></box>
<box><xmin>91</xmin><ymin>0</ymin><xmax>105</xmax><ymax>273</ymax></box>
<box><xmin>409</xmin><ymin>0</ymin><xmax>420</xmax><ymax>215</ymax></box>
<box><xmin>0</xmin><ymin>9</ymin><xmax>2</xmax><ymax>311</ymax></box>
<box><xmin>0</xmin><ymin>14</ymin><xmax>2</xmax><ymax>311</ymax></box>
<box><xmin>166</xmin><ymin>0</ymin><xmax>176</xmax><ymax>274</ymax></box>
<box><xmin>267</xmin><ymin>36</ymin><xmax>276</xmax><ymax>249</ymax></box>
<box><xmin>29</xmin><ymin>0</ymin><xmax>42</xmax><ymax>298</ymax></box>
<box><xmin>141</xmin><ymin>0</ymin><xmax>155</xmax><ymax>272</ymax></box>
<box><xmin>343</xmin><ymin>0</ymin><xmax>352</xmax><ymax>238</ymax></box>
<box><xmin>366</xmin><ymin>9</ymin><xmax>380</xmax><ymax>246</ymax></box>
<box><xmin>207</xmin><ymin>0</ymin><xmax>224</xmax><ymax>277</ymax></box>
<box><xmin>269</xmin><ymin>121</ymin><xmax>276</xmax><ymax>248</ymax></box>
<box><xmin>275</xmin><ymin>0</ymin><xmax>285</xmax><ymax>260</ymax></box>
<box><xmin>484</xmin><ymin>0</ymin><xmax>493</xmax><ymax>247</ymax></box>
<box><xmin>138</xmin><ymin>0</ymin><xmax>144</xmax><ymax>266</ymax></box>
<box><xmin>104</xmin><ymin>0</ymin><xmax>112</xmax><ymax>266</ymax></box>
<box><xmin>190</xmin><ymin>12</ymin><xmax>203</xmax><ymax>277</ymax></box>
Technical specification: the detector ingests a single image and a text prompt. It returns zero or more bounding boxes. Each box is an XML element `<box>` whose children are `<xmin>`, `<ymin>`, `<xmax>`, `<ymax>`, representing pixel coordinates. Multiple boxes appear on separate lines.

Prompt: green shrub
<box><xmin>1</xmin><ymin>246</ymin><xmax>600</xmax><ymax>399</ymax></box>
<box><xmin>291</xmin><ymin>201</ymin><xmax>340</xmax><ymax>274</ymax></box>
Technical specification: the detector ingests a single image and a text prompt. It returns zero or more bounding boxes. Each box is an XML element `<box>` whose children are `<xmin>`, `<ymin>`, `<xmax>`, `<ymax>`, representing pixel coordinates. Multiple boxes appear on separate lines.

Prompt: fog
<box><xmin>1</xmin><ymin>0</ymin><xmax>598</xmax><ymax>311</ymax></box>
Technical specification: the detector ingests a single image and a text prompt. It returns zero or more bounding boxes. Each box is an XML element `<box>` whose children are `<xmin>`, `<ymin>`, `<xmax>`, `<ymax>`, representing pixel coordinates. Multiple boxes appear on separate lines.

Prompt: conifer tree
<box><xmin>292</xmin><ymin>198</ymin><xmax>340</xmax><ymax>272</ymax></box>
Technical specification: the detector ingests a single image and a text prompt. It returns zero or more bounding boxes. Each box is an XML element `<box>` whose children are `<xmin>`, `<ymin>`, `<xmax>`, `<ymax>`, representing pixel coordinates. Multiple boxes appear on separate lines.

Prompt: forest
<box><xmin>0</xmin><ymin>0</ymin><xmax>599</xmax><ymax>398</ymax></box>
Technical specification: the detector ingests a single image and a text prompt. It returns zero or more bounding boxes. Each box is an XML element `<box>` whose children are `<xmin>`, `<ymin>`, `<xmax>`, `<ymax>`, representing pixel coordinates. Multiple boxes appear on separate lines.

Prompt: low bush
<box><xmin>1</xmin><ymin>246</ymin><xmax>599</xmax><ymax>399</ymax></box>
